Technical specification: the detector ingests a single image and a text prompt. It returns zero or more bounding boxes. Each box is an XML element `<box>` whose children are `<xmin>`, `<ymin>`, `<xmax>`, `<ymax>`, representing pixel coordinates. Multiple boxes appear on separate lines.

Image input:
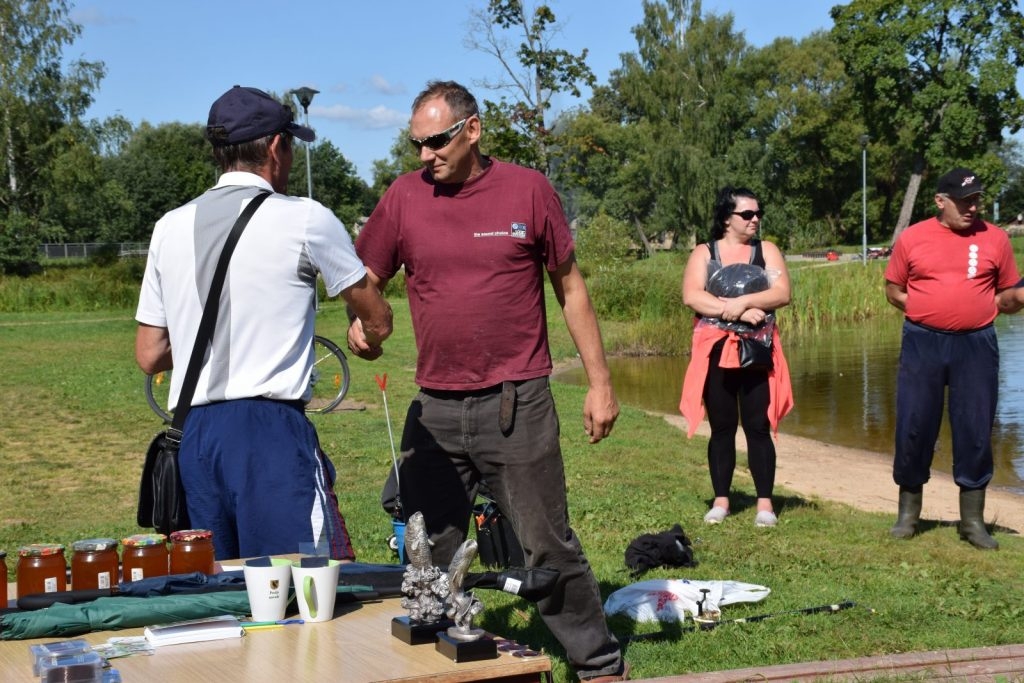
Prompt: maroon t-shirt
<box><xmin>356</xmin><ymin>159</ymin><xmax>575</xmax><ymax>390</ymax></box>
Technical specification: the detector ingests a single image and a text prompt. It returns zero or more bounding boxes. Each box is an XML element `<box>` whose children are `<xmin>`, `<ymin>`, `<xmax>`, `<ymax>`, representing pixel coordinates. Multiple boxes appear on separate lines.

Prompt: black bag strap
<box><xmin>167</xmin><ymin>190</ymin><xmax>271</xmax><ymax>440</ymax></box>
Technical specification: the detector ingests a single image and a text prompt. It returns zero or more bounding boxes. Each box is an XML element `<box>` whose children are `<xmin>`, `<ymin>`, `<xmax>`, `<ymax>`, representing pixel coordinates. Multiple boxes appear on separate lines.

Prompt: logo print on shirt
<box><xmin>967</xmin><ymin>244</ymin><xmax>979</xmax><ymax>279</ymax></box>
<box><xmin>511</xmin><ymin>222</ymin><xmax>527</xmax><ymax>239</ymax></box>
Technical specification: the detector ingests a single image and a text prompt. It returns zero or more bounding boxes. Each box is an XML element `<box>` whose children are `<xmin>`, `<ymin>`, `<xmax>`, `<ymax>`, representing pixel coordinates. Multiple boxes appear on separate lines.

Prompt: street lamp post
<box><xmin>290</xmin><ymin>87</ymin><xmax>319</xmax><ymax>199</ymax></box>
<box><xmin>859</xmin><ymin>134</ymin><xmax>869</xmax><ymax>265</ymax></box>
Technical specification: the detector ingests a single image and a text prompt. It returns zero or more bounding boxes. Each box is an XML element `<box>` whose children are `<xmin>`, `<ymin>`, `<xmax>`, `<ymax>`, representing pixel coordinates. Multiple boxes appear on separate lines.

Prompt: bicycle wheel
<box><xmin>145</xmin><ymin>370</ymin><xmax>174</xmax><ymax>424</ymax></box>
<box><xmin>306</xmin><ymin>335</ymin><xmax>350</xmax><ymax>414</ymax></box>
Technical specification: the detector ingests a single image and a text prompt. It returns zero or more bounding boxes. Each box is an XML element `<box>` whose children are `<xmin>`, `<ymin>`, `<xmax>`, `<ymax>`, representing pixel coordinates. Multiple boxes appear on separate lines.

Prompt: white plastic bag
<box><xmin>603</xmin><ymin>579</ymin><xmax>770</xmax><ymax>623</ymax></box>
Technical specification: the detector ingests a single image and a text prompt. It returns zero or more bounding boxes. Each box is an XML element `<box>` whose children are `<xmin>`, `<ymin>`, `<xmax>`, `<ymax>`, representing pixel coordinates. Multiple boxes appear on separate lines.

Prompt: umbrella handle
<box><xmin>17</xmin><ymin>588</ymin><xmax>114</xmax><ymax>611</ymax></box>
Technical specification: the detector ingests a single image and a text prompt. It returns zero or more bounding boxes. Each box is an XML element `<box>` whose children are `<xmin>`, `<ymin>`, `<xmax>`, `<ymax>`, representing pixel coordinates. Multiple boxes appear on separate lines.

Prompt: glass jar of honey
<box><xmin>16</xmin><ymin>543</ymin><xmax>67</xmax><ymax>598</ymax></box>
<box><xmin>71</xmin><ymin>538</ymin><xmax>119</xmax><ymax>591</ymax></box>
<box><xmin>169</xmin><ymin>529</ymin><xmax>215</xmax><ymax>575</ymax></box>
<box><xmin>121</xmin><ymin>534</ymin><xmax>168</xmax><ymax>582</ymax></box>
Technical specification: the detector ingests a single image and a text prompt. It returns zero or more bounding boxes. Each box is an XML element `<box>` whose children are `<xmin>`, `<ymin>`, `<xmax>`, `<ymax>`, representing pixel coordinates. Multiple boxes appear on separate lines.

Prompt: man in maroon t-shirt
<box><xmin>349</xmin><ymin>81</ymin><xmax>628</xmax><ymax>682</ymax></box>
<box><xmin>884</xmin><ymin>167</ymin><xmax>1020</xmax><ymax>550</ymax></box>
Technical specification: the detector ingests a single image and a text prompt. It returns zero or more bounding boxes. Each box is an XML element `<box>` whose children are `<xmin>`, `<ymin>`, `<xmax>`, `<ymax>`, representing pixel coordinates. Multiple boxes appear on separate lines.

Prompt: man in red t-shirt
<box><xmin>884</xmin><ymin>167</ymin><xmax>1020</xmax><ymax>550</ymax></box>
<box><xmin>349</xmin><ymin>81</ymin><xmax>628</xmax><ymax>682</ymax></box>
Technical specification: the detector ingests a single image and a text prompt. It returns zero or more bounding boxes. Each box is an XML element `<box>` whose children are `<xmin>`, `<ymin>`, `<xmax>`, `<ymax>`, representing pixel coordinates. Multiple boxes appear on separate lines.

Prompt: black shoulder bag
<box><xmin>137</xmin><ymin>191</ymin><xmax>271</xmax><ymax>535</ymax></box>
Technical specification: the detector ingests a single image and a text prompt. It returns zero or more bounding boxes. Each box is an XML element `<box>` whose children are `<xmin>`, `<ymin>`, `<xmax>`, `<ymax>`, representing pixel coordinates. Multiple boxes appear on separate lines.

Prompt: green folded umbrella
<box><xmin>1</xmin><ymin>591</ymin><xmax>252</xmax><ymax>640</ymax></box>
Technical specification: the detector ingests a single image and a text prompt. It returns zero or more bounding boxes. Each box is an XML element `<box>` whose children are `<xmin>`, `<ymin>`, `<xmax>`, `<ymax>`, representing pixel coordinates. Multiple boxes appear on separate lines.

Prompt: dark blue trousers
<box><xmin>179</xmin><ymin>399</ymin><xmax>354</xmax><ymax>561</ymax></box>
<box><xmin>894</xmin><ymin>321</ymin><xmax>998</xmax><ymax>489</ymax></box>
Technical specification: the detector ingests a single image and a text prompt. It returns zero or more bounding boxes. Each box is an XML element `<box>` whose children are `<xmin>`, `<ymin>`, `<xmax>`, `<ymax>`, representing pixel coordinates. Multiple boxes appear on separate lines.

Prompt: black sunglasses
<box><xmin>732</xmin><ymin>209</ymin><xmax>764</xmax><ymax>220</ymax></box>
<box><xmin>409</xmin><ymin>118</ymin><xmax>468</xmax><ymax>152</ymax></box>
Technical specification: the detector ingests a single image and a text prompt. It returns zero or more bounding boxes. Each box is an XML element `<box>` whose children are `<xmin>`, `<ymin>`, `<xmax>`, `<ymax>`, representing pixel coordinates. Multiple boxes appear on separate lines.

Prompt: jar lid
<box><xmin>18</xmin><ymin>543</ymin><xmax>65</xmax><ymax>557</ymax></box>
<box><xmin>121</xmin><ymin>533</ymin><xmax>167</xmax><ymax>547</ymax></box>
<box><xmin>169</xmin><ymin>529</ymin><xmax>213</xmax><ymax>542</ymax></box>
<box><xmin>72</xmin><ymin>538</ymin><xmax>119</xmax><ymax>553</ymax></box>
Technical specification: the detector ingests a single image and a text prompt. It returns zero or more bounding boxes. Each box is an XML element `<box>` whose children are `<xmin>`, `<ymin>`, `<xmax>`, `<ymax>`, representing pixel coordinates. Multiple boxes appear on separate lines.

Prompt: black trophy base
<box><xmin>391</xmin><ymin>616</ymin><xmax>455</xmax><ymax>645</ymax></box>
<box><xmin>435</xmin><ymin>631</ymin><xmax>498</xmax><ymax>662</ymax></box>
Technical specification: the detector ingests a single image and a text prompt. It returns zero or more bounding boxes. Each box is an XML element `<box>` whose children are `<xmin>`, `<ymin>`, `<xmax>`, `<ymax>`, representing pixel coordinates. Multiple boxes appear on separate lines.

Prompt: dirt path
<box><xmin>660</xmin><ymin>414</ymin><xmax>1024</xmax><ymax>535</ymax></box>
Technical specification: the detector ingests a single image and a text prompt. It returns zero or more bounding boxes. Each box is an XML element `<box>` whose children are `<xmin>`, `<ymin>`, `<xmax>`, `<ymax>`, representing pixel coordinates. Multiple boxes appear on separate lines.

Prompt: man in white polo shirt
<box><xmin>135</xmin><ymin>85</ymin><xmax>392</xmax><ymax>560</ymax></box>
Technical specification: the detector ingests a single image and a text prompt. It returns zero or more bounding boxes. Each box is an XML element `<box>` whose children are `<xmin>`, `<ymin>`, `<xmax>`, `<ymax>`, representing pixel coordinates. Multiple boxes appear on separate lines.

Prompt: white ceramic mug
<box><xmin>243</xmin><ymin>558</ymin><xmax>293</xmax><ymax>622</ymax></box>
<box><xmin>290</xmin><ymin>559</ymin><xmax>341</xmax><ymax>623</ymax></box>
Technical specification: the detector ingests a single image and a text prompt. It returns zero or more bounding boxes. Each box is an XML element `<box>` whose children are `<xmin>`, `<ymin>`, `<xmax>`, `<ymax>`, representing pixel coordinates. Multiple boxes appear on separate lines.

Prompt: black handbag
<box><xmin>138</xmin><ymin>430</ymin><xmax>189</xmax><ymax>534</ymax></box>
<box><xmin>137</xmin><ymin>191</ymin><xmax>270</xmax><ymax>535</ymax></box>
<box><xmin>738</xmin><ymin>335</ymin><xmax>773</xmax><ymax>369</ymax></box>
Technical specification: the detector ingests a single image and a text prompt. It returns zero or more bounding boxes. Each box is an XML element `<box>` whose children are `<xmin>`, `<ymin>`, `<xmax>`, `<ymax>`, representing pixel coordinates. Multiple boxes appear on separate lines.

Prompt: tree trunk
<box><xmin>891</xmin><ymin>159</ymin><xmax>925</xmax><ymax>244</ymax></box>
<box><xmin>4</xmin><ymin>104</ymin><xmax>15</xmax><ymax>197</ymax></box>
<box><xmin>1</xmin><ymin>16</ymin><xmax>16</xmax><ymax>199</ymax></box>
<box><xmin>633</xmin><ymin>218</ymin><xmax>652</xmax><ymax>259</ymax></box>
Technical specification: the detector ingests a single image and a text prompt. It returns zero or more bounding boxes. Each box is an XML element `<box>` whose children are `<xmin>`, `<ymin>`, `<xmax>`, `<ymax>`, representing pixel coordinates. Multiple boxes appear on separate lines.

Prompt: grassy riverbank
<box><xmin>1</xmin><ymin>293</ymin><xmax>1022</xmax><ymax>682</ymax></box>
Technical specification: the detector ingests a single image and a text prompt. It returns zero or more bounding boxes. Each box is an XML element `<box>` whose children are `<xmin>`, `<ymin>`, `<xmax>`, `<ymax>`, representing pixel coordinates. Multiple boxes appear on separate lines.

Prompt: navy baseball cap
<box><xmin>936</xmin><ymin>167</ymin><xmax>984</xmax><ymax>198</ymax></box>
<box><xmin>206</xmin><ymin>85</ymin><xmax>315</xmax><ymax>147</ymax></box>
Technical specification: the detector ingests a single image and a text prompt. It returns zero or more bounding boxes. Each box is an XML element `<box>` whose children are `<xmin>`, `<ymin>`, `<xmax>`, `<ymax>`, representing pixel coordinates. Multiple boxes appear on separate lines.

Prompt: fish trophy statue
<box><xmin>391</xmin><ymin>511</ymin><xmax>454</xmax><ymax>644</ymax></box>
<box><xmin>435</xmin><ymin>538</ymin><xmax>498</xmax><ymax>662</ymax></box>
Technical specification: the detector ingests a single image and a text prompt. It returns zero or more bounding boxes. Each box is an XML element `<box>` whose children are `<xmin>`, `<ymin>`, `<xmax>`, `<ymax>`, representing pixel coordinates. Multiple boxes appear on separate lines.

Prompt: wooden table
<box><xmin>3</xmin><ymin>583</ymin><xmax>552</xmax><ymax>682</ymax></box>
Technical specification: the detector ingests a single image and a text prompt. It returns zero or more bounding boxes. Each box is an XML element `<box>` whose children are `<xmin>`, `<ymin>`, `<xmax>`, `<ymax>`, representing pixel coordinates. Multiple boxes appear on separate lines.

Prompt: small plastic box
<box><xmin>37</xmin><ymin>651</ymin><xmax>104</xmax><ymax>682</ymax></box>
<box><xmin>29</xmin><ymin>640</ymin><xmax>91</xmax><ymax>675</ymax></box>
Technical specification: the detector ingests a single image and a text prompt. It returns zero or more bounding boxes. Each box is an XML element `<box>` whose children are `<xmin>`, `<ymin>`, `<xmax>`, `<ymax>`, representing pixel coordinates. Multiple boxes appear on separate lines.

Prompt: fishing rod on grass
<box><xmin>619</xmin><ymin>599</ymin><xmax>857</xmax><ymax>643</ymax></box>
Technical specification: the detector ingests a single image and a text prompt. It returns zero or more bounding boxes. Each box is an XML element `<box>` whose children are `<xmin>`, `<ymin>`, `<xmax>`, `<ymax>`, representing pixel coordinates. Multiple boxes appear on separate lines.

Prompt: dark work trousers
<box><xmin>703</xmin><ymin>344</ymin><xmax>776</xmax><ymax>499</ymax></box>
<box><xmin>397</xmin><ymin>376</ymin><xmax>622</xmax><ymax>679</ymax></box>
<box><xmin>894</xmin><ymin>320</ymin><xmax>998</xmax><ymax>489</ymax></box>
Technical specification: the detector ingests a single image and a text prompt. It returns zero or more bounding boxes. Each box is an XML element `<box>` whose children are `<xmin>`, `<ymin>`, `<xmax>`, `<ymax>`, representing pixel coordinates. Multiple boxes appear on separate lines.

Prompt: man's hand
<box><xmin>347</xmin><ymin>318</ymin><xmax>384</xmax><ymax>361</ymax></box>
<box><xmin>582</xmin><ymin>384</ymin><xmax>619</xmax><ymax>444</ymax></box>
<box><xmin>997</xmin><ymin>287</ymin><xmax>1024</xmax><ymax>315</ymax></box>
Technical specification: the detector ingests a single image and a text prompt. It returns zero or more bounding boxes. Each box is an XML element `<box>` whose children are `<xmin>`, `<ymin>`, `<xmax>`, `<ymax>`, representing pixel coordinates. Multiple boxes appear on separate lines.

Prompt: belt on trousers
<box><xmin>421</xmin><ymin>380</ymin><xmax>531</xmax><ymax>434</ymax></box>
<box><xmin>906</xmin><ymin>318</ymin><xmax>993</xmax><ymax>335</ymax></box>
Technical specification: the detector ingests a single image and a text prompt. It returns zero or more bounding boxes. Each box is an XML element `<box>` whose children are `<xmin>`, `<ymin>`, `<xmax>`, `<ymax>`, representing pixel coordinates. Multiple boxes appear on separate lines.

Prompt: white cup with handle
<box><xmin>243</xmin><ymin>558</ymin><xmax>294</xmax><ymax>622</ymax></box>
<box><xmin>291</xmin><ymin>559</ymin><xmax>342</xmax><ymax>623</ymax></box>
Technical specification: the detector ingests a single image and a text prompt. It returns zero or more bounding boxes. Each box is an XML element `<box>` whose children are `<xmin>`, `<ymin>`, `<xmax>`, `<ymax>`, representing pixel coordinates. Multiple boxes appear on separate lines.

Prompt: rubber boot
<box><xmin>889</xmin><ymin>487</ymin><xmax>922</xmax><ymax>539</ymax></box>
<box><xmin>958</xmin><ymin>489</ymin><xmax>998</xmax><ymax>550</ymax></box>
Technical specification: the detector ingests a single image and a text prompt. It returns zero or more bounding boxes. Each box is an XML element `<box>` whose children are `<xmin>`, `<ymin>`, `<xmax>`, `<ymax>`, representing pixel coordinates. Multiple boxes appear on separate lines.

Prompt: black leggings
<box><xmin>702</xmin><ymin>345</ymin><xmax>776</xmax><ymax>499</ymax></box>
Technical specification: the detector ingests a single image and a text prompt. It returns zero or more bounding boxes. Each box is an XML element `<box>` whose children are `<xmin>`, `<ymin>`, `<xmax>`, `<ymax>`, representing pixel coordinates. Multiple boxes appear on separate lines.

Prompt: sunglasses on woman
<box><xmin>732</xmin><ymin>209</ymin><xmax>764</xmax><ymax>220</ymax></box>
<box><xmin>409</xmin><ymin>118</ymin><xmax>468</xmax><ymax>152</ymax></box>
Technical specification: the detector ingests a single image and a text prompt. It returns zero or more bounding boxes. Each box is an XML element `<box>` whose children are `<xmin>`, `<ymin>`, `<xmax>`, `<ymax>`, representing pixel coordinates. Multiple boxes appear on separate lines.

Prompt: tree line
<box><xmin>3</xmin><ymin>0</ymin><xmax>1024</xmax><ymax>275</ymax></box>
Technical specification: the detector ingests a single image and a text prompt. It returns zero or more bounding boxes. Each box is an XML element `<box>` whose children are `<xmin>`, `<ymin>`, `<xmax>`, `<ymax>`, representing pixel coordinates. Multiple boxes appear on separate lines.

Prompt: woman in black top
<box><xmin>681</xmin><ymin>186</ymin><xmax>792</xmax><ymax>527</ymax></box>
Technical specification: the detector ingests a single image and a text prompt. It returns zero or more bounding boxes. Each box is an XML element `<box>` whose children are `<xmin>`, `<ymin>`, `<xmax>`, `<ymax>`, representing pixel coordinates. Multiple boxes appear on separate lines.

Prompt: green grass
<box><xmin>2</xmin><ymin>296</ymin><xmax>1023</xmax><ymax>682</ymax></box>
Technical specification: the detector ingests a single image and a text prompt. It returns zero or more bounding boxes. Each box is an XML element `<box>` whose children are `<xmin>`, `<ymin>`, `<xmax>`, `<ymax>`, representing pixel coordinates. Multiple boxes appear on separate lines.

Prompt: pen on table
<box><xmin>241</xmin><ymin>619</ymin><xmax>304</xmax><ymax>627</ymax></box>
<box><xmin>243</xmin><ymin>624</ymin><xmax>283</xmax><ymax>631</ymax></box>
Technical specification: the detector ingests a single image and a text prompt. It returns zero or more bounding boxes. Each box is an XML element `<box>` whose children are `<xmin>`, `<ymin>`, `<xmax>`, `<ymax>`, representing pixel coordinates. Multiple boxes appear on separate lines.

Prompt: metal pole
<box><xmin>860</xmin><ymin>135</ymin><xmax>869</xmax><ymax>265</ymax></box>
<box><xmin>303</xmin><ymin>106</ymin><xmax>313</xmax><ymax>199</ymax></box>
<box><xmin>290</xmin><ymin>87</ymin><xmax>319</xmax><ymax>200</ymax></box>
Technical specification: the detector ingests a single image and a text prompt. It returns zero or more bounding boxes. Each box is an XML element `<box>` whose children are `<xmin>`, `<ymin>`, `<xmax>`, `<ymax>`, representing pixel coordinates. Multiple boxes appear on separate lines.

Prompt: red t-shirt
<box><xmin>356</xmin><ymin>159</ymin><xmax>574</xmax><ymax>390</ymax></box>
<box><xmin>885</xmin><ymin>216</ymin><xmax>1020</xmax><ymax>331</ymax></box>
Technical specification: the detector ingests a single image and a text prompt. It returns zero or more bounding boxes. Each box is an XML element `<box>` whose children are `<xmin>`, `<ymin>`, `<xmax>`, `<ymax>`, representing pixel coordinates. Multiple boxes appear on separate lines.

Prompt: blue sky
<box><xmin>67</xmin><ymin>1</ymin><xmax>839</xmax><ymax>183</ymax></box>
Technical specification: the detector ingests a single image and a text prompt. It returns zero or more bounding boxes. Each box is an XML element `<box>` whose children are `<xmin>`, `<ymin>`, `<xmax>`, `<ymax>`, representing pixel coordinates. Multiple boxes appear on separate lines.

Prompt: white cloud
<box><xmin>70</xmin><ymin>6</ymin><xmax>133</xmax><ymax>27</ymax></box>
<box><xmin>367</xmin><ymin>75</ymin><xmax>406</xmax><ymax>96</ymax></box>
<box><xmin>313</xmin><ymin>104</ymin><xmax>406</xmax><ymax>130</ymax></box>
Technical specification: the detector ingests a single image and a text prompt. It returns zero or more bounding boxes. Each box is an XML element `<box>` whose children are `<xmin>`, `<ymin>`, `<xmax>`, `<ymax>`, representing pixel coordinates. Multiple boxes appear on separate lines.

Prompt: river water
<box><xmin>557</xmin><ymin>316</ymin><xmax>1024</xmax><ymax>495</ymax></box>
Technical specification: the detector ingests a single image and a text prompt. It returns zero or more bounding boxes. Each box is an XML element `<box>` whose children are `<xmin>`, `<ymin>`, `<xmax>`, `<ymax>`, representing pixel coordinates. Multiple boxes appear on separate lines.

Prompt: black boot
<box><xmin>958</xmin><ymin>488</ymin><xmax>998</xmax><ymax>550</ymax></box>
<box><xmin>890</xmin><ymin>487</ymin><xmax>922</xmax><ymax>539</ymax></box>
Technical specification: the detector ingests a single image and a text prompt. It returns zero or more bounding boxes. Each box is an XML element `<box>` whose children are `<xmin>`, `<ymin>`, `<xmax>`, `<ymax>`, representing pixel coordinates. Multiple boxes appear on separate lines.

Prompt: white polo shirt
<box><xmin>136</xmin><ymin>172</ymin><xmax>366</xmax><ymax>410</ymax></box>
